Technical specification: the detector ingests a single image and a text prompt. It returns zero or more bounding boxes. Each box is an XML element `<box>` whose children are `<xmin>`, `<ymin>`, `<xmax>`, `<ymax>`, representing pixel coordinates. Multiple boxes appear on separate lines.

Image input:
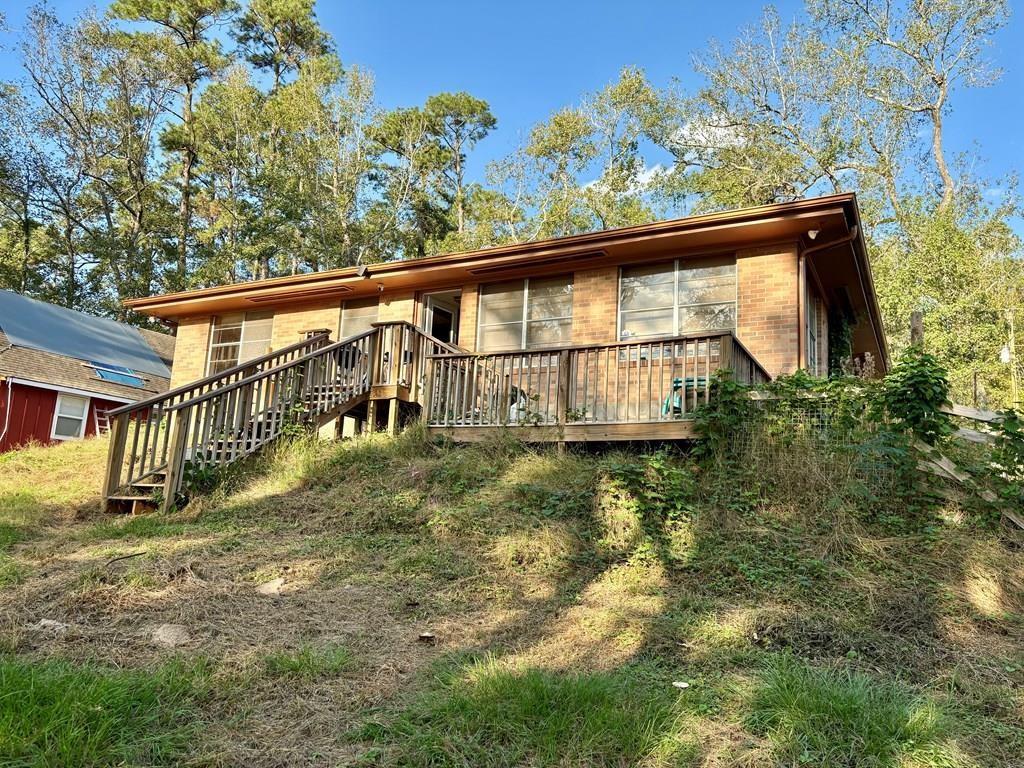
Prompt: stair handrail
<box><xmin>162</xmin><ymin>328</ymin><xmax>378</xmax><ymax>413</ymax></box>
<box><xmin>106</xmin><ymin>331</ymin><xmax>333</xmax><ymax>418</ymax></box>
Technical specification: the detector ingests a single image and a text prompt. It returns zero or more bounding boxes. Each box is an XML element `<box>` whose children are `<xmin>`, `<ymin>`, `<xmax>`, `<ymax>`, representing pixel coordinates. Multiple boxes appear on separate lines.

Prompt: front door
<box><xmin>421</xmin><ymin>290</ymin><xmax>461</xmax><ymax>346</ymax></box>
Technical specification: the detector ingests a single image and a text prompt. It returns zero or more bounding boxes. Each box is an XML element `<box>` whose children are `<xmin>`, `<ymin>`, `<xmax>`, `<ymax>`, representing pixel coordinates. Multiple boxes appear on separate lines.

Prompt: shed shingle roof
<box><xmin>0</xmin><ymin>327</ymin><xmax>174</xmax><ymax>403</ymax></box>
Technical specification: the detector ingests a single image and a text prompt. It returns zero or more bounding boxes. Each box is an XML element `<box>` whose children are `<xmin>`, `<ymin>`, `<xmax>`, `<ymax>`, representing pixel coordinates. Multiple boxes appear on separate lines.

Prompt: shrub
<box><xmin>872</xmin><ymin>346</ymin><xmax>953</xmax><ymax>445</ymax></box>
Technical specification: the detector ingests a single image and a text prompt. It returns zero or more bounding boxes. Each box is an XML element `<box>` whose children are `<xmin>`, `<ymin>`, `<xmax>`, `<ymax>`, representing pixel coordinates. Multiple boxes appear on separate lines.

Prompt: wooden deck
<box><xmin>102</xmin><ymin>323</ymin><xmax>769</xmax><ymax>513</ymax></box>
<box><xmin>422</xmin><ymin>332</ymin><xmax>768</xmax><ymax>441</ymax></box>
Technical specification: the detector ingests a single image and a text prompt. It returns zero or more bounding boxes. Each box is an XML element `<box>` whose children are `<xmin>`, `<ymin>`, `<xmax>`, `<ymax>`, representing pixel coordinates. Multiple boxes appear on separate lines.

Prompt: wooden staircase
<box><xmin>102</xmin><ymin>322</ymin><xmax>457</xmax><ymax>514</ymax></box>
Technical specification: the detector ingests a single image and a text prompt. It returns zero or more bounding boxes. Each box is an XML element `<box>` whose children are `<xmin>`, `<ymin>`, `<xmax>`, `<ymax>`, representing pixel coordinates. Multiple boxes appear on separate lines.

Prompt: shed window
<box><xmin>619</xmin><ymin>259</ymin><xmax>736</xmax><ymax>341</ymax></box>
<box><xmin>340</xmin><ymin>297</ymin><xmax>379</xmax><ymax>338</ymax></box>
<box><xmin>206</xmin><ymin>311</ymin><xmax>274</xmax><ymax>375</ymax></box>
<box><xmin>51</xmin><ymin>393</ymin><xmax>89</xmax><ymax>440</ymax></box>
<box><xmin>477</xmin><ymin>276</ymin><xmax>573</xmax><ymax>351</ymax></box>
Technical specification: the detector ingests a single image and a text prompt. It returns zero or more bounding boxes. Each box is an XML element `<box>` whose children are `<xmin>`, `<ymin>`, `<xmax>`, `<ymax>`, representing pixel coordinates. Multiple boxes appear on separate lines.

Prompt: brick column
<box><xmin>736</xmin><ymin>244</ymin><xmax>800</xmax><ymax>376</ymax></box>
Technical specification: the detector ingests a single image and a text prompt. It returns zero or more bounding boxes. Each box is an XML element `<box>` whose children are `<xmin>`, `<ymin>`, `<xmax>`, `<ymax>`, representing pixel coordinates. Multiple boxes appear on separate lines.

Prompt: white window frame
<box><xmin>205</xmin><ymin>311</ymin><xmax>275</xmax><ymax>376</ymax></box>
<box><xmin>476</xmin><ymin>276</ymin><xmax>574</xmax><ymax>352</ymax></box>
<box><xmin>617</xmin><ymin>258</ymin><xmax>738</xmax><ymax>342</ymax></box>
<box><xmin>50</xmin><ymin>392</ymin><xmax>90</xmax><ymax>441</ymax></box>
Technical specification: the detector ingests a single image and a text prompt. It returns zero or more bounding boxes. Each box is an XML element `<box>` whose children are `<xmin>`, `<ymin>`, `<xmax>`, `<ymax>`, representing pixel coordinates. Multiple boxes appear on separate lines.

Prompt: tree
<box><xmin>646</xmin><ymin>1</ymin><xmax>1022</xmax><ymax>406</ymax></box>
<box><xmin>234</xmin><ymin>0</ymin><xmax>331</xmax><ymax>90</ymax></box>
<box><xmin>423</xmin><ymin>92</ymin><xmax>495</xmax><ymax>235</ymax></box>
<box><xmin>109</xmin><ymin>0</ymin><xmax>238</xmax><ymax>292</ymax></box>
<box><xmin>20</xmin><ymin>8</ymin><xmax>176</xmax><ymax>317</ymax></box>
<box><xmin>483</xmin><ymin>68</ymin><xmax>660</xmax><ymax>244</ymax></box>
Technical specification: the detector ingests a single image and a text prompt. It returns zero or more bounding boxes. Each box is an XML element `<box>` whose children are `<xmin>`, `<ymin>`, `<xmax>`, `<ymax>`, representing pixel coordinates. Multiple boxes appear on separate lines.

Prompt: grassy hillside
<box><xmin>0</xmin><ymin>429</ymin><xmax>1022</xmax><ymax>767</ymax></box>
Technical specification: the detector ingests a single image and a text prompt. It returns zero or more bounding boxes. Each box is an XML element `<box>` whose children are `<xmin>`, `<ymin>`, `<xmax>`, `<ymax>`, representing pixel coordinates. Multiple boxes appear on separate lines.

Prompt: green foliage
<box><xmin>989</xmin><ymin>409</ymin><xmax>1024</xmax><ymax>507</ymax></box>
<box><xmin>0</xmin><ymin>655</ymin><xmax>208</xmax><ymax>766</ymax></box>
<box><xmin>872</xmin><ymin>346</ymin><xmax>953</xmax><ymax>445</ymax></box>
<box><xmin>749</xmin><ymin>655</ymin><xmax>957</xmax><ymax>767</ymax></box>
<box><xmin>692</xmin><ymin>371</ymin><xmax>756</xmax><ymax>458</ymax></box>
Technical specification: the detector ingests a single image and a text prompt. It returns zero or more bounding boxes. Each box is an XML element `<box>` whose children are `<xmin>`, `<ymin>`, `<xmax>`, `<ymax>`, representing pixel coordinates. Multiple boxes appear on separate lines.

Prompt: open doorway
<box><xmin>421</xmin><ymin>290</ymin><xmax>461</xmax><ymax>346</ymax></box>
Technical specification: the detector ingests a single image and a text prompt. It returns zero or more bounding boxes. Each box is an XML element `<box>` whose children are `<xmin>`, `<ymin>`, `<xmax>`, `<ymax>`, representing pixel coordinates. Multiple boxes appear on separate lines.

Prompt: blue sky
<box><xmin>2</xmin><ymin>0</ymin><xmax>1022</xmax><ymax>195</ymax></box>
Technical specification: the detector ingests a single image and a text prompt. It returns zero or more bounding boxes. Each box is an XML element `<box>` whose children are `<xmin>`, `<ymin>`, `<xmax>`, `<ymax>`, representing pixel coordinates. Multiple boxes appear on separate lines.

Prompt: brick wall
<box><xmin>269</xmin><ymin>300</ymin><xmax>341</xmax><ymax>350</ymax></box>
<box><xmin>458</xmin><ymin>283</ymin><xmax>479</xmax><ymax>351</ymax></box>
<box><xmin>735</xmin><ymin>244</ymin><xmax>800</xmax><ymax>377</ymax></box>
<box><xmin>169</xmin><ymin>316</ymin><xmax>211</xmax><ymax>388</ymax></box>
<box><xmin>377</xmin><ymin>291</ymin><xmax>416</xmax><ymax>324</ymax></box>
<box><xmin>572</xmin><ymin>266</ymin><xmax>620</xmax><ymax>345</ymax></box>
<box><xmin>167</xmin><ymin>247</ymin><xmax>803</xmax><ymax>389</ymax></box>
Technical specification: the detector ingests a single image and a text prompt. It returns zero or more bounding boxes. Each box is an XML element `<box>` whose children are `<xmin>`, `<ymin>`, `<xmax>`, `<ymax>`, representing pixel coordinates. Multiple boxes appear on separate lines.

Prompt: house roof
<box><xmin>121</xmin><ymin>193</ymin><xmax>888</xmax><ymax>367</ymax></box>
<box><xmin>0</xmin><ymin>294</ymin><xmax>175</xmax><ymax>402</ymax></box>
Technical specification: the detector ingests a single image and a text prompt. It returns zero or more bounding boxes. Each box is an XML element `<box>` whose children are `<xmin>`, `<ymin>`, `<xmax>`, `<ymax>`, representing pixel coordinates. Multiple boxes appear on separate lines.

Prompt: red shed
<box><xmin>0</xmin><ymin>291</ymin><xmax>175</xmax><ymax>453</ymax></box>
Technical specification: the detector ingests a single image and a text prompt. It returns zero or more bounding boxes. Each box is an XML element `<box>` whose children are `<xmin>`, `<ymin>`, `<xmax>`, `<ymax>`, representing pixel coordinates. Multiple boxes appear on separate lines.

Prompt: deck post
<box><xmin>556</xmin><ymin>349</ymin><xmax>570</xmax><ymax>423</ymax></box>
<box><xmin>386</xmin><ymin>398</ymin><xmax>399</xmax><ymax>435</ymax></box>
<box><xmin>101</xmin><ymin>412</ymin><xmax>130</xmax><ymax>512</ymax></box>
<box><xmin>162</xmin><ymin>410</ymin><xmax>190</xmax><ymax>513</ymax></box>
<box><xmin>422</xmin><ymin>357</ymin><xmax>435</xmax><ymax>424</ymax></box>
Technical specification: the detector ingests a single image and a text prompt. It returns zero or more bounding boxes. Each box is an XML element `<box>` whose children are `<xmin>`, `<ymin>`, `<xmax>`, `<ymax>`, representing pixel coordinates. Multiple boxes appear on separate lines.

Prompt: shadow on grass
<box><xmin>2</xmin><ymin>429</ymin><xmax>1021</xmax><ymax>766</ymax></box>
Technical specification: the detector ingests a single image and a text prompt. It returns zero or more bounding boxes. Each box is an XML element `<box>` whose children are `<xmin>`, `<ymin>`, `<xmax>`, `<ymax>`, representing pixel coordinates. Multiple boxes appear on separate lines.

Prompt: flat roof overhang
<box><xmin>125</xmin><ymin>193</ymin><xmax>888</xmax><ymax>368</ymax></box>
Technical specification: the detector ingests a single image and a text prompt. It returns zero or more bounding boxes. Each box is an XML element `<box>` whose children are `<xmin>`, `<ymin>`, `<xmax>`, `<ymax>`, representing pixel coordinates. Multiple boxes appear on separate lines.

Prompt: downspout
<box><xmin>797</xmin><ymin>252</ymin><xmax>807</xmax><ymax>371</ymax></box>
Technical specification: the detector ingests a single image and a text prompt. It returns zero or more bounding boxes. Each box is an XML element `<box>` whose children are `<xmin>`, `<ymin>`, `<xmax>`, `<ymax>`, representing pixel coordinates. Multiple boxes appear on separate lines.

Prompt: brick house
<box><xmin>105</xmin><ymin>194</ymin><xmax>887</xmax><ymax>510</ymax></box>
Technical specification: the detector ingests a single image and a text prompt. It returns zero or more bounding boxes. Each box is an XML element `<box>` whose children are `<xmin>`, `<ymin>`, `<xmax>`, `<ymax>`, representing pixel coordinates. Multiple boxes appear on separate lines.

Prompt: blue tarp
<box><xmin>0</xmin><ymin>290</ymin><xmax>171</xmax><ymax>378</ymax></box>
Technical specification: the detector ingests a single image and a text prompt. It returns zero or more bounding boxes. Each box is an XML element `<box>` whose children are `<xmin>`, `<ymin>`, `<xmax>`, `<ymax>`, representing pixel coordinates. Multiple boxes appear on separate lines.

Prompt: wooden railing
<box><xmin>102</xmin><ymin>332</ymin><xmax>333</xmax><ymax>506</ymax></box>
<box><xmin>154</xmin><ymin>329</ymin><xmax>379</xmax><ymax>504</ymax></box>
<box><xmin>103</xmin><ymin>322</ymin><xmax>460</xmax><ymax>512</ymax></box>
<box><xmin>371</xmin><ymin>321</ymin><xmax>461</xmax><ymax>400</ymax></box>
<box><xmin>424</xmin><ymin>332</ymin><xmax>769</xmax><ymax>428</ymax></box>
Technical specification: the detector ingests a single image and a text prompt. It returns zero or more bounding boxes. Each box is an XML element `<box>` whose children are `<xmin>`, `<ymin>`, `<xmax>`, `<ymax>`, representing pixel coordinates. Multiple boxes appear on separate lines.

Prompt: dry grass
<box><xmin>1</xmin><ymin>430</ymin><xmax>1022</xmax><ymax>766</ymax></box>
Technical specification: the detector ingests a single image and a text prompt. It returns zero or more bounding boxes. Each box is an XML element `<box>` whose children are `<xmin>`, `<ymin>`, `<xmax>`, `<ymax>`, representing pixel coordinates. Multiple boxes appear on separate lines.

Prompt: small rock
<box><xmin>672</xmin><ymin>681</ymin><xmax>690</xmax><ymax>690</ymax></box>
<box><xmin>33</xmin><ymin>619</ymin><xmax>68</xmax><ymax>634</ymax></box>
<box><xmin>152</xmin><ymin>623</ymin><xmax>191</xmax><ymax>647</ymax></box>
<box><xmin>256</xmin><ymin>577</ymin><xmax>285</xmax><ymax>596</ymax></box>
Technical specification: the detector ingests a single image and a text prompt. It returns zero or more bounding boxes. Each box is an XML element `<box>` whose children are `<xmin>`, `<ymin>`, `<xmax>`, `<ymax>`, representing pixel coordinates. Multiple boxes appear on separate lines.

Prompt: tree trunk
<box><xmin>930</xmin><ymin>86</ymin><xmax>954</xmax><ymax>214</ymax></box>
<box><xmin>178</xmin><ymin>85</ymin><xmax>195</xmax><ymax>289</ymax></box>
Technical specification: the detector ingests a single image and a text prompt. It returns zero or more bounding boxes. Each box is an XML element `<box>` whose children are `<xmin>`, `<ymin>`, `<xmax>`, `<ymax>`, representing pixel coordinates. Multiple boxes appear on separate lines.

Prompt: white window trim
<box><xmin>617</xmin><ymin>258</ymin><xmax>738</xmax><ymax>342</ymax></box>
<box><xmin>476</xmin><ymin>277</ymin><xmax>574</xmax><ymax>352</ymax></box>
<box><xmin>50</xmin><ymin>392</ymin><xmax>90</xmax><ymax>441</ymax></box>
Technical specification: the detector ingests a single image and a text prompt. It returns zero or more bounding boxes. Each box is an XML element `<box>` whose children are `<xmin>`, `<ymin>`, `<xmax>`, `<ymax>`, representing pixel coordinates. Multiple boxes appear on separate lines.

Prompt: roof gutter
<box><xmin>4</xmin><ymin>377</ymin><xmax>134</xmax><ymax>404</ymax></box>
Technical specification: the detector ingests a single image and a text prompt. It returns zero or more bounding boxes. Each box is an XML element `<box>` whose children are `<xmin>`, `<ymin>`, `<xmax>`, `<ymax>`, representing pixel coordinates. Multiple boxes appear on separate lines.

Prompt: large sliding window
<box><xmin>206</xmin><ymin>311</ymin><xmax>274</xmax><ymax>375</ymax></box>
<box><xmin>340</xmin><ymin>297</ymin><xmax>379</xmax><ymax>338</ymax></box>
<box><xmin>619</xmin><ymin>258</ymin><xmax>736</xmax><ymax>341</ymax></box>
<box><xmin>477</xmin><ymin>276</ymin><xmax>573</xmax><ymax>351</ymax></box>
